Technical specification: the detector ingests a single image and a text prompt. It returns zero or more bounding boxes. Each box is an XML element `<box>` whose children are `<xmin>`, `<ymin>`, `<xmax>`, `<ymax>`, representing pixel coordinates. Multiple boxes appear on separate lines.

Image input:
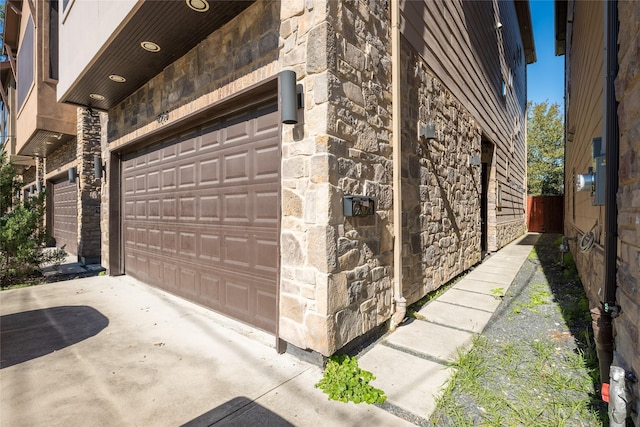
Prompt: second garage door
<box><xmin>51</xmin><ymin>178</ymin><xmax>78</xmax><ymax>255</ymax></box>
<box><xmin>122</xmin><ymin>101</ymin><xmax>280</xmax><ymax>333</ymax></box>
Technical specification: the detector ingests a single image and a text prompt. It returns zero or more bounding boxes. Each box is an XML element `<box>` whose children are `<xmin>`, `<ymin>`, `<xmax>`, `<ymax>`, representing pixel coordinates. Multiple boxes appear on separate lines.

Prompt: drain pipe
<box><xmin>389</xmin><ymin>0</ymin><xmax>406</xmax><ymax>330</ymax></box>
<box><xmin>594</xmin><ymin>0</ymin><xmax>620</xmax><ymax>406</ymax></box>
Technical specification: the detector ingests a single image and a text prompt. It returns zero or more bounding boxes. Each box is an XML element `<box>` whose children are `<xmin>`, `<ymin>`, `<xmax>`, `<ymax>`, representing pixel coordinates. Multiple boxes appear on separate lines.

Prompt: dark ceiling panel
<box><xmin>62</xmin><ymin>0</ymin><xmax>256</xmax><ymax>110</ymax></box>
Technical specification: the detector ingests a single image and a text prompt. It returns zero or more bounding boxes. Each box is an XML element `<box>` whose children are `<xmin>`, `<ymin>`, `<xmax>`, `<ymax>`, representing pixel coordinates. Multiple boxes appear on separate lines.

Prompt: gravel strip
<box><xmin>427</xmin><ymin>233</ymin><xmax>608</xmax><ymax>426</ymax></box>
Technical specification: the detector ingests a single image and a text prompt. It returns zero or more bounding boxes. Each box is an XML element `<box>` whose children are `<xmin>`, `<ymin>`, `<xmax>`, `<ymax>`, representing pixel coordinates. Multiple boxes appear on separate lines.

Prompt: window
<box><xmin>49</xmin><ymin>0</ymin><xmax>59</xmax><ymax>80</ymax></box>
<box><xmin>17</xmin><ymin>17</ymin><xmax>35</xmax><ymax>111</ymax></box>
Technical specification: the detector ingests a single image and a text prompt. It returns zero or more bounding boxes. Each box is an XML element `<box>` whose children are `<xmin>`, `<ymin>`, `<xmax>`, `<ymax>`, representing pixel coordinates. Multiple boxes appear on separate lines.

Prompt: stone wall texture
<box><xmin>399</xmin><ymin>41</ymin><xmax>483</xmax><ymax>304</ymax></box>
<box><xmin>614</xmin><ymin>0</ymin><xmax>640</xmax><ymax>416</ymax></box>
<box><xmin>46</xmin><ymin>139</ymin><xmax>77</xmax><ymax>174</ymax></box>
<box><xmin>76</xmin><ymin>108</ymin><xmax>103</xmax><ymax>263</ymax></box>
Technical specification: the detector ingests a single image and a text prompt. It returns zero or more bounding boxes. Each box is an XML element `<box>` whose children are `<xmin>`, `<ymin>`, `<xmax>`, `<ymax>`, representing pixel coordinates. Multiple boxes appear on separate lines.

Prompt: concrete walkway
<box><xmin>359</xmin><ymin>232</ymin><xmax>540</xmax><ymax>422</ymax></box>
<box><xmin>1</xmin><ymin>234</ymin><xmax>538</xmax><ymax>426</ymax></box>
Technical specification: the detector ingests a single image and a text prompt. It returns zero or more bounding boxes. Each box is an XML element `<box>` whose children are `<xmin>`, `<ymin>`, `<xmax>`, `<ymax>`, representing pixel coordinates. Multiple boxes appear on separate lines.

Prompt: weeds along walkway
<box><xmin>429</xmin><ymin>233</ymin><xmax>606</xmax><ymax>425</ymax></box>
<box><xmin>358</xmin><ymin>233</ymin><xmax>539</xmax><ymax>423</ymax></box>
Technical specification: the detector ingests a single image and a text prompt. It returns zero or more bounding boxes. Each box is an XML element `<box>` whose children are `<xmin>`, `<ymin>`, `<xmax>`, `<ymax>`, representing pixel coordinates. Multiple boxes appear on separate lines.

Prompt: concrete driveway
<box><xmin>1</xmin><ymin>276</ymin><xmax>411</xmax><ymax>427</ymax></box>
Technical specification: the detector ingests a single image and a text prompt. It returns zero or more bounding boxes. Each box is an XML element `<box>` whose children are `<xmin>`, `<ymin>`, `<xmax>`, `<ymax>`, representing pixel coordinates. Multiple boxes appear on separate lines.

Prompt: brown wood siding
<box><xmin>400</xmin><ymin>0</ymin><xmax>527</xmax><ymax>225</ymax></box>
<box><xmin>564</xmin><ymin>1</ymin><xmax>604</xmax><ymax>235</ymax></box>
<box><xmin>51</xmin><ymin>178</ymin><xmax>78</xmax><ymax>255</ymax></box>
<box><xmin>122</xmin><ymin>100</ymin><xmax>280</xmax><ymax>333</ymax></box>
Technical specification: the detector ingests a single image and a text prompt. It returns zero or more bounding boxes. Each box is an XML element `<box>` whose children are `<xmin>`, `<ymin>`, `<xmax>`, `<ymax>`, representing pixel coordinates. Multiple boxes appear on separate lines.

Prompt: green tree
<box><xmin>527</xmin><ymin>101</ymin><xmax>564</xmax><ymax>195</ymax></box>
<box><xmin>0</xmin><ymin>152</ymin><xmax>66</xmax><ymax>287</ymax></box>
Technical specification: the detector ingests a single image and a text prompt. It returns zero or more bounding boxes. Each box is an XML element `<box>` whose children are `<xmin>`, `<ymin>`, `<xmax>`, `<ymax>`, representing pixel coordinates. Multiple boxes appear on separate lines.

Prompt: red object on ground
<box><xmin>602</xmin><ymin>383</ymin><xmax>610</xmax><ymax>403</ymax></box>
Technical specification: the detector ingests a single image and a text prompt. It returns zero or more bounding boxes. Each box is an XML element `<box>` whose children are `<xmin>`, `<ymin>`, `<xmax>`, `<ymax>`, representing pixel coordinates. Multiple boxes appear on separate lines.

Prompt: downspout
<box><xmin>389</xmin><ymin>0</ymin><xmax>406</xmax><ymax>330</ymax></box>
<box><xmin>593</xmin><ymin>0</ymin><xmax>619</xmax><ymax>405</ymax></box>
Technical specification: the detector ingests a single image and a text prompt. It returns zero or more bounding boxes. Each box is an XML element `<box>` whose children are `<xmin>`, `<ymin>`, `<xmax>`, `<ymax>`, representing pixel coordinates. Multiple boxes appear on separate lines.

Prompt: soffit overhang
<box><xmin>60</xmin><ymin>0</ymin><xmax>256</xmax><ymax>111</ymax></box>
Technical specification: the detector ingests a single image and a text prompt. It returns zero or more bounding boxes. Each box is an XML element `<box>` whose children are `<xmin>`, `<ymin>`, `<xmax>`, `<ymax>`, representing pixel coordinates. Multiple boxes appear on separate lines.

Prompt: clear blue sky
<box><xmin>527</xmin><ymin>0</ymin><xmax>565</xmax><ymax>108</ymax></box>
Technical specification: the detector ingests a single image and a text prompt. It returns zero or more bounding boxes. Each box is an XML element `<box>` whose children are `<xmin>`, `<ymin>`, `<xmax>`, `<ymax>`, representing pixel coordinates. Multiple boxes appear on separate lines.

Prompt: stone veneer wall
<box><xmin>76</xmin><ymin>108</ymin><xmax>103</xmax><ymax>264</ymax></box>
<box><xmin>400</xmin><ymin>40</ymin><xmax>482</xmax><ymax>303</ymax></box>
<box><xmin>300</xmin><ymin>0</ymin><xmax>394</xmax><ymax>352</ymax></box>
<box><xmin>495</xmin><ymin>219</ymin><xmax>527</xmax><ymax>250</ymax></box>
<box><xmin>614</xmin><ymin>0</ymin><xmax>640</xmax><ymax>415</ymax></box>
<box><xmin>46</xmin><ymin>139</ymin><xmax>77</xmax><ymax>174</ymax></box>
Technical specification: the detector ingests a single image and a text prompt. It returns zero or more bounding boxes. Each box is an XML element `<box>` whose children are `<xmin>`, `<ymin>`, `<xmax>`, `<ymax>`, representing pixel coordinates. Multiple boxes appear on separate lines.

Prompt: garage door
<box><xmin>122</xmin><ymin>101</ymin><xmax>280</xmax><ymax>333</ymax></box>
<box><xmin>51</xmin><ymin>178</ymin><xmax>78</xmax><ymax>255</ymax></box>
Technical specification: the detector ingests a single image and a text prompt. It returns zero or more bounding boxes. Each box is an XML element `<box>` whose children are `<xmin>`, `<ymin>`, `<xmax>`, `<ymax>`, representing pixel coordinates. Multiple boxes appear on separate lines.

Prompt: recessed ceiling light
<box><xmin>45</xmin><ymin>140</ymin><xmax>54</xmax><ymax>145</ymax></box>
<box><xmin>141</xmin><ymin>41</ymin><xmax>161</xmax><ymax>52</ymax></box>
<box><xmin>109</xmin><ymin>74</ymin><xmax>126</xmax><ymax>83</ymax></box>
<box><xmin>186</xmin><ymin>0</ymin><xmax>209</xmax><ymax>12</ymax></box>
<box><xmin>89</xmin><ymin>93</ymin><xmax>105</xmax><ymax>101</ymax></box>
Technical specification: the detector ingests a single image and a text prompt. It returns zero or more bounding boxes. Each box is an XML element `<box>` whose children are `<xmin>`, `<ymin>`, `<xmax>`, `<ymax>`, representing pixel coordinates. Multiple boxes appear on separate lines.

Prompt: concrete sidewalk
<box><xmin>359</xmin><ymin>232</ymin><xmax>540</xmax><ymax>422</ymax></box>
<box><xmin>1</xmin><ymin>233</ymin><xmax>538</xmax><ymax>426</ymax></box>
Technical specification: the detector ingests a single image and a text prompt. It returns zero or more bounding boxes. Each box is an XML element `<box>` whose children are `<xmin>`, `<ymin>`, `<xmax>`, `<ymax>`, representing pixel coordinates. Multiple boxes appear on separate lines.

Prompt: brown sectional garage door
<box><xmin>52</xmin><ymin>178</ymin><xmax>78</xmax><ymax>255</ymax></box>
<box><xmin>122</xmin><ymin>101</ymin><xmax>280</xmax><ymax>333</ymax></box>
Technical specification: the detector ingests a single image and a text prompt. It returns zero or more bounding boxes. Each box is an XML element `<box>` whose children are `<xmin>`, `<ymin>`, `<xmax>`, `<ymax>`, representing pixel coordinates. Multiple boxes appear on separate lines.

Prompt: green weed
<box><xmin>315</xmin><ymin>355</ymin><xmax>386</xmax><ymax>404</ymax></box>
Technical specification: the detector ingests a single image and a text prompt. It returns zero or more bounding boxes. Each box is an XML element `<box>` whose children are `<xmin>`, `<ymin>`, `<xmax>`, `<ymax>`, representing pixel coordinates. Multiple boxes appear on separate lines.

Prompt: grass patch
<box><xmin>431</xmin><ymin>334</ymin><xmax>605</xmax><ymax>426</ymax></box>
<box><xmin>431</xmin><ymin>234</ymin><xmax>607</xmax><ymax>426</ymax></box>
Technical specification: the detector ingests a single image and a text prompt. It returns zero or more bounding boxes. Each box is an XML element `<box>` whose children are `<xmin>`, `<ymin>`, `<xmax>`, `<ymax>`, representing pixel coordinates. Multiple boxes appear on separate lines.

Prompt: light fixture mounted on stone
<box><xmin>94</xmin><ymin>155</ymin><xmax>106</xmax><ymax>179</ymax></box>
<box><xmin>279</xmin><ymin>70</ymin><xmax>303</xmax><ymax>124</ymax></box>
<box><xmin>157</xmin><ymin>111</ymin><xmax>169</xmax><ymax>124</ymax></box>
<box><xmin>418</xmin><ymin>121</ymin><xmax>436</xmax><ymax>141</ymax></box>
<box><xmin>68</xmin><ymin>167</ymin><xmax>77</xmax><ymax>183</ymax></box>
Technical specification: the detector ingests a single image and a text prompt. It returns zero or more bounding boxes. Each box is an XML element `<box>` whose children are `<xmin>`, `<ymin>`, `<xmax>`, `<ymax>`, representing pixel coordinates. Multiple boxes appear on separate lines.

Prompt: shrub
<box><xmin>0</xmin><ymin>153</ymin><xmax>66</xmax><ymax>287</ymax></box>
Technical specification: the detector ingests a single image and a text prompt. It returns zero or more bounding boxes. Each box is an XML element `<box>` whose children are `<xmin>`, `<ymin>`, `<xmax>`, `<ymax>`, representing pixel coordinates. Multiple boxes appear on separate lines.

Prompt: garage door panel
<box><xmin>51</xmin><ymin>179</ymin><xmax>78</xmax><ymax>255</ymax></box>
<box><xmin>123</xmin><ymin>101</ymin><xmax>279</xmax><ymax>333</ymax></box>
<box><xmin>199</xmin><ymin>158</ymin><xmax>220</xmax><ymax>185</ymax></box>
<box><xmin>198</xmin><ymin>196</ymin><xmax>220</xmax><ymax>221</ymax></box>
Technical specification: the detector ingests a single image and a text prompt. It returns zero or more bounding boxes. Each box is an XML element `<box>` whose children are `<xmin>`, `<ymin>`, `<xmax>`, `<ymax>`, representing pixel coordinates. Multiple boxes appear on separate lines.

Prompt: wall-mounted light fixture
<box><xmin>468</xmin><ymin>155</ymin><xmax>482</xmax><ymax>166</ymax></box>
<box><xmin>279</xmin><ymin>70</ymin><xmax>303</xmax><ymax>124</ymax></box>
<box><xmin>418</xmin><ymin>121</ymin><xmax>436</xmax><ymax>141</ymax></box>
<box><xmin>29</xmin><ymin>184</ymin><xmax>34</xmax><ymax>196</ymax></box>
<box><xmin>157</xmin><ymin>111</ymin><xmax>169</xmax><ymax>124</ymax></box>
<box><xmin>36</xmin><ymin>181</ymin><xmax>42</xmax><ymax>193</ymax></box>
<box><xmin>94</xmin><ymin>155</ymin><xmax>106</xmax><ymax>179</ymax></box>
<box><xmin>68</xmin><ymin>167</ymin><xmax>77</xmax><ymax>183</ymax></box>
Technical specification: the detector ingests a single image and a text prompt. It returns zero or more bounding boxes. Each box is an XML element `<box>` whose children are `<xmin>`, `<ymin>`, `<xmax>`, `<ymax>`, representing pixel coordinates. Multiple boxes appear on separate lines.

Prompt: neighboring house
<box><xmin>43</xmin><ymin>0</ymin><xmax>534</xmax><ymax>357</ymax></box>
<box><xmin>2</xmin><ymin>0</ymin><xmax>102</xmax><ymax>263</ymax></box>
<box><xmin>556</xmin><ymin>0</ymin><xmax>639</xmax><ymax>421</ymax></box>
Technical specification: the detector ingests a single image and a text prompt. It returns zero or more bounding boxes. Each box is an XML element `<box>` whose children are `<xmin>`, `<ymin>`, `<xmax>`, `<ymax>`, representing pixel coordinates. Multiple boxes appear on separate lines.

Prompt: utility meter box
<box><xmin>594</xmin><ymin>156</ymin><xmax>606</xmax><ymax>206</ymax></box>
<box><xmin>343</xmin><ymin>195</ymin><xmax>375</xmax><ymax>217</ymax></box>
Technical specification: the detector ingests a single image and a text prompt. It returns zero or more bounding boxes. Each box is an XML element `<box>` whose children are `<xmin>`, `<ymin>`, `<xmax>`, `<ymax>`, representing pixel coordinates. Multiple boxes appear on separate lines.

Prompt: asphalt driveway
<box><xmin>0</xmin><ymin>275</ymin><xmax>410</xmax><ymax>427</ymax></box>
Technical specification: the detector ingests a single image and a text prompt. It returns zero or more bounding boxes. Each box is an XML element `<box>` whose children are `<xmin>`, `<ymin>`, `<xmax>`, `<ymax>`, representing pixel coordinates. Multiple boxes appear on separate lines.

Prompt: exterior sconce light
<box><xmin>68</xmin><ymin>167</ymin><xmax>77</xmax><ymax>183</ymax></box>
<box><xmin>94</xmin><ymin>155</ymin><xmax>105</xmax><ymax>179</ymax></box>
<box><xmin>418</xmin><ymin>121</ymin><xmax>436</xmax><ymax>141</ymax></box>
<box><xmin>29</xmin><ymin>184</ymin><xmax>35</xmax><ymax>196</ymax></box>
<box><xmin>468</xmin><ymin>155</ymin><xmax>482</xmax><ymax>166</ymax></box>
<box><xmin>36</xmin><ymin>181</ymin><xmax>42</xmax><ymax>193</ymax></box>
<box><xmin>157</xmin><ymin>111</ymin><xmax>169</xmax><ymax>124</ymax></box>
<box><xmin>279</xmin><ymin>70</ymin><xmax>303</xmax><ymax>124</ymax></box>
